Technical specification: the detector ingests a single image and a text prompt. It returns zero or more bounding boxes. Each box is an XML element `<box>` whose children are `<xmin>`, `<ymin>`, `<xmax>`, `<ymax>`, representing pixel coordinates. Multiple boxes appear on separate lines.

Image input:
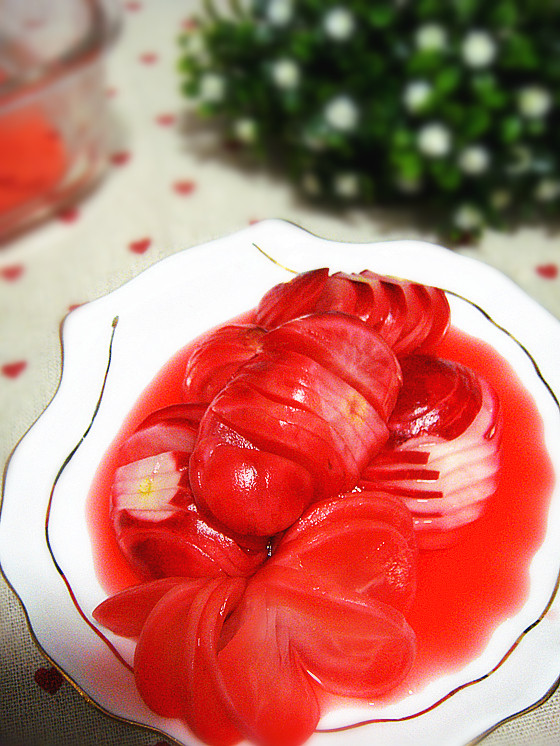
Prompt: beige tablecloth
<box><xmin>1</xmin><ymin>2</ymin><xmax>560</xmax><ymax>745</ymax></box>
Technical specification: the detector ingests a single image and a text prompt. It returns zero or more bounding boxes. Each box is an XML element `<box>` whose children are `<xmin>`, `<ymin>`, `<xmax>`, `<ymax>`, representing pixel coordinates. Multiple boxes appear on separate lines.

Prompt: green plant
<box><xmin>179</xmin><ymin>0</ymin><xmax>560</xmax><ymax>241</ymax></box>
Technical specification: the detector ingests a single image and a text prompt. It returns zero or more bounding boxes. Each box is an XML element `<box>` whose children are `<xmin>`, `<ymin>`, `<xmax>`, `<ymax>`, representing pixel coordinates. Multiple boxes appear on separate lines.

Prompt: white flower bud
<box><xmin>534</xmin><ymin>179</ymin><xmax>560</xmax><ymax>202</ymax></box>
<box><xmin>234</xmin><ymin>118</ymin><xmax>257</xmax><ymax>143</ymax></box>
<box><xmin>324</xmin><ymin>95</ymin><xmax>359</xmax><ymax>131</ymax></box>
<box><xmin>461</xmin><ymin>30</ymin><xmax>497</xmax><ymax>68</ymax></box>
<box><xmin>271</xmin><ymin>58</ymin><xmax>300</xmax><ymax>89</ymax></box>
<box><xmin>324</xmin><ymin>8</ymin><xmax>355</xmax><ymax>41</ymax></box>
<box><xmin>518</xmin><ymin>86</ymin><xmax>553</xmax><ymax>119</ymax></box>
<box><xmin>454</xmin><ymin>204</ymin><xmax>484</xmax><ymax>231</ymax></box>
<box><xmin>458</xmin><ymin>145</ymin><xmax>490</xmax><ymax>175</ymax></box>
<box><xmin>199</xmin><ymin>73</ymin><xmax>225</xmax><ymax>103</ymax></box>
<box><xmin>334</xmin><ymin>173</ymin><xmax>360</xmax><ymax>198</ymax></box>
<box><xmin>267</xmin><ymin>0</ymin><xmax>293</xmax><ymax>26</ymax></box>
<box><xmin>415</xmin><ymin>23</ymin><xmax>447</xmax><ymax>52</ymax></box>
<box><xmin>417</xmin><ymin>122</ymin><xmax>452</xmax><ymax>157</ymax></box>
<box><xmin>403</xmin><ymin>80</ymin><xmax>432</xmax><ymax>112</ymax></box>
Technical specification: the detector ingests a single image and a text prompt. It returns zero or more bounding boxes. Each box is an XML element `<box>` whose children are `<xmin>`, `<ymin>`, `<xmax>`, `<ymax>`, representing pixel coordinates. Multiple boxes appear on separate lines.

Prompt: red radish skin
<box><xmin>189</xmin><ymin>313</ymin><xmax>401</xmax><ymax>535</ymax></box>
<box><xmin>182</xmin><ymin>324</ymin><xmax>266</xmax><ymax>403</ymax></box>
<box><xmin>362</xmin><ymin>354</ymin><xmax>502</xmax><ymax>546</ymax></box>
<box><xmin>254</xmin><ymin>268</ymin><xmax>450</xmax><ymax>354</ymax></box>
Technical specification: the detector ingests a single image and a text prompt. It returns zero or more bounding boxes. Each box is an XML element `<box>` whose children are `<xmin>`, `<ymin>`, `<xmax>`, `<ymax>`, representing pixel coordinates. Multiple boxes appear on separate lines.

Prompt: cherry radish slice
<box><xmin>92</xmin><ymin>577</ymin><xmax>205</xmax><ymax>638</ymax></box>
<box><xmin>111</xmin><ymin>450</ymin><xmax>267</xmax><ymax>578</ymax></box>
<box><xmin>389</xmin><ymin>355</ymin><xmax>483</xmax><ymax>444</ymax></box>
<box><xmin>363</xmin><ymin>356</ymin><xmax>502</xmax><ymax>544</ymax></box>
<box><xmin>262</xmin><ymin>312</ymin><xmax>402</xmax><ymax>419</ymax></box>
<box><xmin>281</xmin><ymin>589</ymin><xmax>416</xmax><ymax>698</ymax></box>
<box><xmin>190</xmin><ymin>435</ymin><xmax>315</xmax><ymax>536</ymax></box>
<box><xmin>182</xmin><ymin>578</ymin><xmax>246</xmax><ymax>746</ymax></box>
<box><xmin>271</xmin><ymin>491</ymin><xmax>417</xmax><ymax>612</ymax></box>
<box><xmin>117</xmin><ymin>403</ymin><xmax>204</xmax><ymax>466</ymax></box>
<box><xmin>182</xmin><ymin>324</ymin><xmax>266</xmax><ymax>403</ymax></box>
<box><xmin>218</xmin><ymin>589</ymin><xmax>321</xmax><ymax>746</ymax></box>
<box><xmin>255</xmin><ymin>268</ymin><xmax>329</xmax><ymax>328</ymax></box>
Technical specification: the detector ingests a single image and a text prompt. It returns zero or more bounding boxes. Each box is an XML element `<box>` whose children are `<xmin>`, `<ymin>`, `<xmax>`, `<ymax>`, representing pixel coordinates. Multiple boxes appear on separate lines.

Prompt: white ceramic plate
<box><xmin>2</xmin><ymin>219</ymin><xmax>560</xmax><ymax>746</ymax></box>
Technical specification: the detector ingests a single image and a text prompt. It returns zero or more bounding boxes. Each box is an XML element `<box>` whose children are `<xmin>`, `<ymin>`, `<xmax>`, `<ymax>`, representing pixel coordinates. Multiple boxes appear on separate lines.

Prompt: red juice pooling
<box><xmin>88</xmin><ymin>320</ymin><xmax>555</xmax><ymax>695</ymax></box>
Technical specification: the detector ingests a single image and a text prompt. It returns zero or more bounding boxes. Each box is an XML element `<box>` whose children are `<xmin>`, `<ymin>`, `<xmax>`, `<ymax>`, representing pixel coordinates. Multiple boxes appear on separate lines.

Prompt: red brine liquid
<box><xmin>87</xmin><ymin>320</ymin><xmax>555</xmax><ymax>708</ymax></box>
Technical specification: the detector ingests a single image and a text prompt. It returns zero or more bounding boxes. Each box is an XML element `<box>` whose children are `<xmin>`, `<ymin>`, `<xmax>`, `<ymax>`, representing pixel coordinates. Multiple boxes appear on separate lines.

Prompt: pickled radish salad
<box><xmin>90</xmin><ymin>268</ymin><xmax>553</xmax><ymax>746</ymax></box>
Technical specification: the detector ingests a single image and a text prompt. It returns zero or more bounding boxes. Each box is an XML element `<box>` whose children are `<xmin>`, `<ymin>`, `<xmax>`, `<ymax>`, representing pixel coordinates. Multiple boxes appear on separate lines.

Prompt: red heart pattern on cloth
<box><xmin>129</xmin><ymin>237</ymin><xmax>152</xmax><ymax>254</ymax></box>
<box><xmin>2</xmin><ymin>361</ymin><xmax>27</xmax><ymax>379</ymax></box>
<box><xmin>536</xmin><ymin>263</ymin><xmax>558</xmax><ymax>279</ymax></box>
<box><xmin>173</xmin><ymin>180</ymin><xmax>196</xmax><ymax>196</ymax></box>
<box><xmin>34</xmin><ymin>666</ymin><xmax>64</xmax><ymax>695</ymax></box>
<box><xmin>155</xmin><ymin>113</ymin><xmax>176</xmax><ymax>127</ymax></box>
<box><xmin>140</xmin><ymin>52</ymin><xmax>158</xmax><ymax>65</ymax></box>
<box><xmin>0</xmin><ymin>265</ymin><xmax>24</xmax><ymax>281</ymax></box>
<box><xmin>111</xmin><ymin>151</ymin><xmax>131</xmax><ymax>167</ymax></box>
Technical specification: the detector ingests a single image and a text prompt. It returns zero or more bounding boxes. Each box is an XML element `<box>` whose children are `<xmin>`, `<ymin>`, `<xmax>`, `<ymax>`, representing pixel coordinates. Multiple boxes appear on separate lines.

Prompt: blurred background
<box><xmin>1</xmin><ymin>1</ymin><xmax>560</xmax><ymax>745</ymax></box>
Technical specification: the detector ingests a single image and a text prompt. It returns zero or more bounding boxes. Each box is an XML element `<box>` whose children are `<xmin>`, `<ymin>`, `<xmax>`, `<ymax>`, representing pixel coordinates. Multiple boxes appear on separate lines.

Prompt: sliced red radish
<box><xmin>361</xmin><ymin>355</ymin><xmax>502</xmax><ymax>546</ymax></box>
<box><xmin>111</xmin><ymin>450</ymin><xmax>268</xmax><ymax>578</ymax></box>
<box><xmin>261</xmin><ymin>312</ymin><xmax>402</xmax><ymax>420</ymax></box>
<box><xmin>92</xmin><ymin>577</ymin><xmax>206</xmax><ymax>638</ymax></box>
<box><xmin>134</xmin><ymin>577</ymin><xmax>245</xmax><ymax>746</ymax></box>
<box><xmin>270</xmin><ymin>491</ymin><xmax>417</xmax><ymax>613</ymax></box>
<box><xmin>217</xmin><ymin>587</ymin><xmax>322</xmax><ymax>746</ymax></box>
<box><xmin>255</xmin><ymin>268</ymin><xmax>329</xmax><ymax>328</ymax></box>
<box><xmin>253</xmin><ymin>268</ymin><xmax>450</xmax><ymax>355</ymax></box>
<box><xmin>182</xmin><ymin>324</ymin><xmax>266</xmax><ymax>403</ymax></box>
<box><xmin>117</xmin><ymin>403</ymin><xmax>204</xmax><ymax>466</ymax></box>
<box><xmin>190</xmin><ymin>313</ymin><xmax>401</xmax><ymax>536</ymax></box>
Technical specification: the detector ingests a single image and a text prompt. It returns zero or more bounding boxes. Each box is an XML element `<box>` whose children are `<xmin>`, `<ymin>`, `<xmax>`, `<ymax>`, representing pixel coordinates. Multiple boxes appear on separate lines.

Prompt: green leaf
<box><xmin>367</xmin><ymin>4</ymin><xmax>395</xmax><ymax>28</ymax></box>
<box><xmin>500</xmin><ymin>116</ymin><xmax>522</xmax><ymax>143</ymax></box>
<box><xmin>462</xmin><ymin>108</ymin><xmax>492</xmax><ymax>138</ymax></box>
<box><xmin>435</xmin><ymin>67</ymin><xmax>461</xmax><ymax>95</ymax></box>
<box><xmin>392</xmin><ymin>150</ymin><xmax>423</xmax><ymax>180</ymax></box>
<box><xmin>392</xmin><ymin>129</ymin><xmax>414</xmax><ymax>149</ymax></box>
<box><xmin>502</xmin><ymin>33</ymin><xmax>539</xmax><ymax>70</ymax></box>
<box><xmin>430</xmin><ymin>160</ymin><xmax>462</xmax><ymax>191</ymax></box>
<box><xmin>491</xmin><ymin>1</ymin><xmax>518</xmax><ymax>28</ymax></box>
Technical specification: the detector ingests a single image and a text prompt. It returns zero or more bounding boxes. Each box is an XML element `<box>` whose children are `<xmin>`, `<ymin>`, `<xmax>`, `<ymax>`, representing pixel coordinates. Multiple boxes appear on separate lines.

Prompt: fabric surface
<box><xmin>1</xmin><ymin>2</ymin><xmax>559</xmax><ymax>745</ymax></box>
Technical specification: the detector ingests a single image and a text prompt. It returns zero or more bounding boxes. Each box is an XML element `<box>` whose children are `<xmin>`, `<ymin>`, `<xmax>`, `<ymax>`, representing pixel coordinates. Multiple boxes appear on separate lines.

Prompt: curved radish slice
<box><xmin>218</xmin><ymin>589</ymin><xmax>321</xmax><ymax>746</ymax></box>
<box><xmin>271</xmin><ymin>491</ymin><xmax>417</xmax><ymax>613</ymax></box>
<box><xmin>361</xmin><ymin>357</ymin><xmax>502</xmax><ymax>544</ymax></box>
<box><xmin>111</xmin><ymin>451</ymin><xmax>268</xmax><ymax>578</ymax></box>
<box><xmin>262</xmin><ymin>312</ymin><xmax>402</xmax><ymax>420</ymax></box>
<box><xmin>237</xmin><ymin>349</ymin><xmax>389</xmax><ymax>462</ymax></box>
<box><xmin>359</xmin><ymin>270</ymin><xmax>450</xmax><ymax>354</ymax></box>
<box><xmin>134</xmin><ymin>578</ymin><xmax>245</xmax><ymax>746</ymax></box>
<box><xmin>117</xmin><ymin>403</ymin><xmax>204</xmax><ymax>466</ymax></box>
<box><xmin>418</xmin><ymin>285</ymin><xmax>451</xmax><ymax>351</ymax></box>
<box><xmin>208</xmin><ymin>380</ymin><xmax>357</xmax><ymax>496</ymax></box>
<box><xmin>389</xmin><ymin>355</ymin><xmax>483</xmax><ymax>444</ymax></box>
<box><xmin>133</xmin><ymin>581</ymin><xmax>210</xmax><ymax>718</ymax></box>
<box><xmin>277</xmin><ymin>588</ymin><xmax>416</xmax><ymax>698</ymax></box>
<box><xmin>254</xmin><ymin>268</ymin><xmax>449</xmax><ymax>354</ymax></box>
<box><xmin>181</xmin><ymin>578</ymin><xmax>246</xmax><ymax>746</ymax></box>
<box><xmin>255</xmin><ymin>268</ymin><xmax>329</xmax><ymax>329</ymax></box>
<box><xmin>92</xmin><ymin>577</ymin><xmax>206</xmax><ymax>638</ymax></box>
<box><xmin>182</xmin><ymin>324</ymin><xmax>266</xmax><ymax>403</ymax></box>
